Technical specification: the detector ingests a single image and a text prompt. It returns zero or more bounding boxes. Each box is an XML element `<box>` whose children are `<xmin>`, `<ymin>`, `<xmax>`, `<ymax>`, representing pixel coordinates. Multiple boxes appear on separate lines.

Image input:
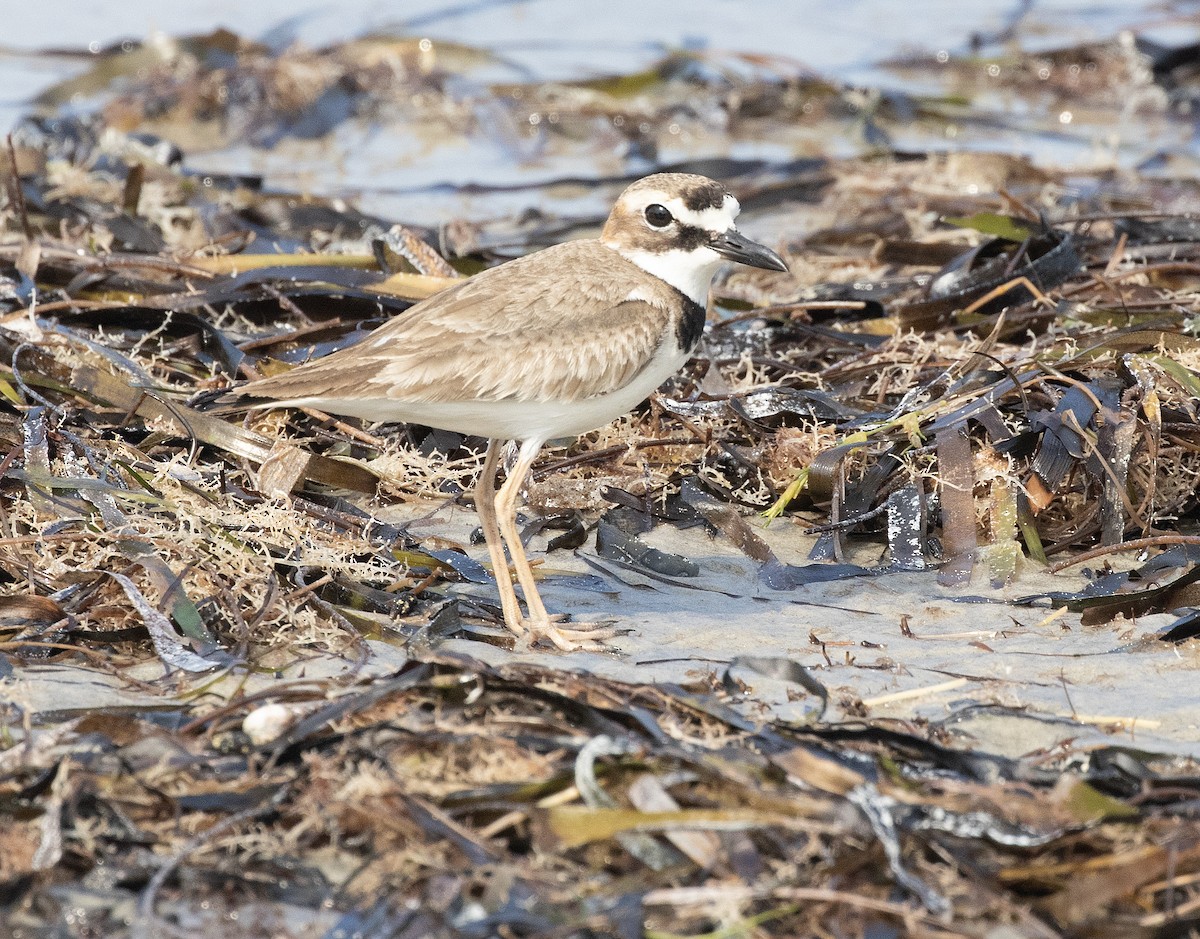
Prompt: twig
<box><xmin>643</xmin><ymin>885</ymin><xmax>926</xmax><ymax>923</ymax></box>
<box><xmin>861</xmin><ymin>678</ymin><xmax>969</xmax><ymax>708</ymax></box>
<box><xmin>1047</xmin><ymin>535</ymin><xmax>1200</xmax><ymax>573</ymax></box>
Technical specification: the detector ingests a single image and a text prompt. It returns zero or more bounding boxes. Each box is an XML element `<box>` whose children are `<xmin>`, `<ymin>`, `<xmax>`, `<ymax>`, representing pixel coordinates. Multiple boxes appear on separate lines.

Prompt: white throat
<box><xmin>617</xmin><ymin>246</ymin><xmax>722</xmax><ymax>306</ymax></box>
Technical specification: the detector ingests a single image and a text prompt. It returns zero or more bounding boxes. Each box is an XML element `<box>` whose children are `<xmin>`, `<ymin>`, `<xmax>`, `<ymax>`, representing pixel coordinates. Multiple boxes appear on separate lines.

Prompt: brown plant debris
<box><xmin>2</xmin><ymin>24</ymin><xmax>1200</xmax><ymax>938</ymax></box>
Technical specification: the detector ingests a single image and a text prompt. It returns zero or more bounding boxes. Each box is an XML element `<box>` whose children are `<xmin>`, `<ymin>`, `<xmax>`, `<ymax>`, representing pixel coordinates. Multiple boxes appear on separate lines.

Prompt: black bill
<box><xmin>711</xmin><ymin>228</ymin><xmax>789</xmax><ymax>272</ymax></box>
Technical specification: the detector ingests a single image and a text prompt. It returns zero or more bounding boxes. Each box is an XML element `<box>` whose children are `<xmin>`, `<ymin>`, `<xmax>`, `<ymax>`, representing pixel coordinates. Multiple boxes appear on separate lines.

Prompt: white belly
<box><xmin>282</xmin><ymin>342</ymin><xmax>689</xmax><ymax>445</ymax></box>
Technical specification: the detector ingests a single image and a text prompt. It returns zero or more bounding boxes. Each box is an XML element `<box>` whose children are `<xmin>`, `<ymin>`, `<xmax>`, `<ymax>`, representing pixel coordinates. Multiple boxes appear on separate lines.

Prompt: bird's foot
<box><xmin>515</xmin><ymin>613</ymin><xmax>618</xmax><ymax>652</ymax></box>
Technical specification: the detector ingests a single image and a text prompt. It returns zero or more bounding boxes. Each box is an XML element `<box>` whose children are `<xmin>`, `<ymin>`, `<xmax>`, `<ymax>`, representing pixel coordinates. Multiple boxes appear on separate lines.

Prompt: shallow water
<box><xmin>2</xmin><ymin>0</ymin><xmax>1167</xmax><ymax>78</ymax></box>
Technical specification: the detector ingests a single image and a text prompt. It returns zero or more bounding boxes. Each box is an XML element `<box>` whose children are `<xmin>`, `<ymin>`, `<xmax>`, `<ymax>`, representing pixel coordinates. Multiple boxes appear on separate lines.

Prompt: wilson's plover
<box><xmin>243</xmin><ymin>173</ymin><xmax>788</xmax><ymax>649</ymax></box>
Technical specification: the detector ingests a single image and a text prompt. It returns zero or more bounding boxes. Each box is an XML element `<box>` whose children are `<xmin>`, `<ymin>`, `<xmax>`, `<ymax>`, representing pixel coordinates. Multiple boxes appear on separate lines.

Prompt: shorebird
<box><xmin>242</xmin><ymin>173</ymin><xmax>788</xmax><ymax>649</ymax></box>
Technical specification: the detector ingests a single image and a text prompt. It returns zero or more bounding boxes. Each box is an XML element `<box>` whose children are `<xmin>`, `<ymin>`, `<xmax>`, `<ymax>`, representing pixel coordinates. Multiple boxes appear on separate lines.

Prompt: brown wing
<box><xmin>242</xmin><ymin>240</ymin><xmax>674</xmax><ymax>405</ymax></box>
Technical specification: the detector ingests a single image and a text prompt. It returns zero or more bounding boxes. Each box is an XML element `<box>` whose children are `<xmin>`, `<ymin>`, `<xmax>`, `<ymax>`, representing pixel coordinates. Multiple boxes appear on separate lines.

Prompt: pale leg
<box><xmin>474</xmin><ymin>438</ymin><xmax>527</xmax><ymax>639</ymax></box>
<box><xmin>494</xmin><ymin>439</ymin><xmax>551</xmax><ymax>626</ymax></box>
<box><xmin>494</xmin><ymin>438</ymin><xmax>614</xmax><ymax>651</ymax></box>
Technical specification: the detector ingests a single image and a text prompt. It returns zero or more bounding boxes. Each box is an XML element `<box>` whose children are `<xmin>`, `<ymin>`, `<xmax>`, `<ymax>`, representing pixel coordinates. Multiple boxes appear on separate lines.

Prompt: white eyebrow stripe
<box><xmin>637</xmin><ymin>192</ymin><xmax>740</xmax><ymax>232</ymax></box>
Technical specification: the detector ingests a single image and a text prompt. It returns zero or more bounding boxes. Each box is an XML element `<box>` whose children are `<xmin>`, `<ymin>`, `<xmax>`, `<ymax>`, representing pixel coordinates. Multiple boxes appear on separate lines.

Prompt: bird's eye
<box><xmin>644</xmin><ymin>203</ymin><xmax>673</xmax><ymax>228</ymax></box>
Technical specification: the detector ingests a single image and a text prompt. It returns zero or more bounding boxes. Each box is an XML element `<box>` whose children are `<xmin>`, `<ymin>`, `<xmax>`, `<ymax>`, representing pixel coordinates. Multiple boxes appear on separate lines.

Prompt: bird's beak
<box><xmin>710</xmin><ymin>228</ymin><xmax>789</xmax><ymax>272</ymax></box>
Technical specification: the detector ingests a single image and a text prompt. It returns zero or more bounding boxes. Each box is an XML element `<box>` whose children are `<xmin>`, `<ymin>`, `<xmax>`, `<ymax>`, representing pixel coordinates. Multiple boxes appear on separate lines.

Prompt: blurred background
<box><xmin>3</xmin><ymin>0</ymin><xmax>1197</xmax><ymax>232</ymax></box>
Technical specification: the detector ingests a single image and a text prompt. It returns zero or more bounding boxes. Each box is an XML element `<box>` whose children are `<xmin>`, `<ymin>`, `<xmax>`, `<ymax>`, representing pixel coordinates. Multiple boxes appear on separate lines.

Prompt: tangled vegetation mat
<box><xmin>2</xmin><ymin>23</ymin><xmax>1200</xmax><ymax>939</ymax></box>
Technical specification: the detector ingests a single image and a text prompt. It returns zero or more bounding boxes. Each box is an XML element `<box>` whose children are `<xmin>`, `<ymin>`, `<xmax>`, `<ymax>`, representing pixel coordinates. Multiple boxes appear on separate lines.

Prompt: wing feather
<box><xmin>242</xmin><ymin>240</ymin><xmax>676</xmax><ymax>406</ymax></box>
